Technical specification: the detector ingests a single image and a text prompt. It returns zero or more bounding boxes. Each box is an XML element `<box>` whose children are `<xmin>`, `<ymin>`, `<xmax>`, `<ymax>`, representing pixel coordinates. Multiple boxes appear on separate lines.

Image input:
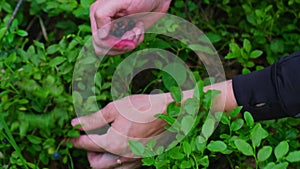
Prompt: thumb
<box><xmin>92</xmin><ymin>1</ymin><xmax>129</xmax><ymax>38</ymax></box>
<box><xmin>71</xmin><ymin>102</ymin><xmax>117</xmax><ymax>131</ymax></box>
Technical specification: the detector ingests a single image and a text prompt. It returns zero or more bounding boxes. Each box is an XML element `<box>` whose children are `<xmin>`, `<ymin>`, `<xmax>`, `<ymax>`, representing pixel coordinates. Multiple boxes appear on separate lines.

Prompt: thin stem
<box><xmin>6</xmin><ymin>0</ymin><xmax>23</xmax><ymax>28</ymax></box>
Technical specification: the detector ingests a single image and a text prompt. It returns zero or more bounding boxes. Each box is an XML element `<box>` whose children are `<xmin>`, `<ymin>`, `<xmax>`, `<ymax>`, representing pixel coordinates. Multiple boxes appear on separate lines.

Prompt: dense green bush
<box><xmin>1</xmin><ymin>0</ymin><xmax>300</xmax><ymax>169</ymax></box>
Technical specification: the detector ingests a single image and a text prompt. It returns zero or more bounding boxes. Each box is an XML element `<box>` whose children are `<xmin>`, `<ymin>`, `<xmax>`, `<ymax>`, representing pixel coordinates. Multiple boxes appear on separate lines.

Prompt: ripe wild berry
<box><xmin>53</xmin><ymin>152</ymin><xmax>60</xmax><ymax>160</ymax></box>
<box><xmin>2</xmin><ymin>139</ymin><xmax>8</xmax><ymax>144</ymax></box>
<box><xmin>110</xmin><ymin>19</ymin><xmax>136</xmax><ymax>38</ymax></box>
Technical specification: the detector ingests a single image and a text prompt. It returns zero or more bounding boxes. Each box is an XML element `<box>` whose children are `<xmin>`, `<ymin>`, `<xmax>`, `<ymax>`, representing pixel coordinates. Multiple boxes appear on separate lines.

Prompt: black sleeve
<box><xmin>232</xmin><ymin>51</ymin><xmax>300</xmax><ymax>121</ymax></box>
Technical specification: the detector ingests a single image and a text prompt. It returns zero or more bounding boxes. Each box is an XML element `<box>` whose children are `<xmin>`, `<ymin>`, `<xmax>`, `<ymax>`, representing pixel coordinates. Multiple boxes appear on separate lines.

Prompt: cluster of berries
<box><xmin>110</xmin><ymin>19</ymin><xmax>136</xmax><ymax>38</ymax></box>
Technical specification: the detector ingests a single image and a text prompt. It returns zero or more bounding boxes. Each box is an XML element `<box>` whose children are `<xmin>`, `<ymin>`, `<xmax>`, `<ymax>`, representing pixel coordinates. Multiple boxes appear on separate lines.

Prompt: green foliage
<box><xmin>1</xmin><ymin>0</ymin><xmax>300</xmax><ymax>169</ymax></box>
<box><xmin>225</xmin><ymin>39</ymin><xmax>264</xmax><ymax>74</ymax></box>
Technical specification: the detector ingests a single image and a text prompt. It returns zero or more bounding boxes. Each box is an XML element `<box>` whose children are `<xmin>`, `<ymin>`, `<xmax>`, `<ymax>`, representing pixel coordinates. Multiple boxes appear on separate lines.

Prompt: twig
<box><xmin>6</xmin><ymin>0</ymin><xmax>23</xmax><ymax>28</ymax></box>
<box><xmin>38</xmin><ymin>16</ymin><xmax>49</xmax><ymax>41</ymax></box>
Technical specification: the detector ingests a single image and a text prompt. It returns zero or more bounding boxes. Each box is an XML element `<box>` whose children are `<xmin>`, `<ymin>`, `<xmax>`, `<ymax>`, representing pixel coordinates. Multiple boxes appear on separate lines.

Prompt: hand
<box><xmin>71</xmin><ymin>93</ymin><xmax>183</xmax><ymax>168</ymax></box>
<box><xmin>86</xmin><ymin>152</ymin><xmax>142</xmax><ymax>169</ymax></box>
<box><xmin>90</xmin><ymin>0</ymin><xmax>171</xmax><ymax>56</ymax></box>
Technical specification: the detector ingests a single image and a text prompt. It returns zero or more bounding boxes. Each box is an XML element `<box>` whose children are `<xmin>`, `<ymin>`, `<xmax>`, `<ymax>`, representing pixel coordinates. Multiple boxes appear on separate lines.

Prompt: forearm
<box><xmin>182</xmin><ymin>80</ymin><xmax>238</xmax><ymax>114</ymax></box>
<box><xmin>184</xmin><ymin>50</ymin><xmax>300</xmax><ymax>121</ymax></box>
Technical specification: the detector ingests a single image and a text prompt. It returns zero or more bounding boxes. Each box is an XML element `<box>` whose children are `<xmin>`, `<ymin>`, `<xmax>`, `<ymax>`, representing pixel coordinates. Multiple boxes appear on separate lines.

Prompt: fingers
<box><xmin>121</xmin><ymin>21</ymin><xmax>144</xmax><ymax>47</ymax></box>
<box><xmin>88</xmin><ymin>152</ymin><xmax>119</xmax><ymax>169</ymax></box>
<box><xmin>71</xmin><ymin>102</ymin><xmax>117</xmax><ymax>131</ymax></box>
<box><xmin>115</xmin><ymin>161</ymin><xmax>142</xmax><ymax>169</ymax></box>
<box><xmin>91</xmin><ymin>1</ymin><xmax>131</xmax><ymax>40</ymax></box>
<box><xmin>72</xmin><ymin>127</ymin><xmax>130</xmax><ymax>155</ymax></box>
<box><xmin>88</xmin><ymin>152</ymin><xmax>141</xmax><ymax>169</ymax></box>
<box><xmin>72</xmin><ymin>135</ymin><xmax>106</xmax><ymax>152</ymax></box>
<box><xmin>92</xmin><ymin>21</ymin><xmax>144</xmax><ymax>56</ymax></box>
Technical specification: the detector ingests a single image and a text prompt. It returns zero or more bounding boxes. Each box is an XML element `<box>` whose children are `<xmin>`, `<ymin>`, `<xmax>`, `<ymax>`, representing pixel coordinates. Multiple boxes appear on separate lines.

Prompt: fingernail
<box><xmin>136</xmin><ymin>28</ymin><xmax>142</xmax><ymax>36</ymax></box>
<box><xmin>98</xmin><ymin>27</ymin><xmax>110</xmax><ymax>39</ymax></box>
<box><xmin>71</xmin><ymin>118</ymin><xmax>79</xmax><ymax>127</ymax></box>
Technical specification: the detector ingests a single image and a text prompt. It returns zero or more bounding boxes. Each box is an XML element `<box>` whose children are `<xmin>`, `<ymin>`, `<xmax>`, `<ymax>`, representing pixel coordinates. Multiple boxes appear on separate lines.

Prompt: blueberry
<box><xmin>53</xmin><ymin>152</ymin><xmax>60</xmax><ymax>159</ymax></box>
<box><xmin>114</xmin><ymin>29</ymin><xmax>126</xmax><ymax>38</ymax></box>
<box><xmin>2</xmin><ymin>139</ymin><xmax>8</xmax><ymax>144</ymax></box>
<box><xmin>117</xmin><ymin>21</ymin><xmax>124</xmax><ymax>27</ymax></box>
<box><xmin>110</xmin><ymin>19</ymin><xmax>136</xmax><ymax>38</ymax></box>
<box><xmin>127</xmin><ymin>20</ymin><xmax>136</xmax><ymax>30</ymax></box>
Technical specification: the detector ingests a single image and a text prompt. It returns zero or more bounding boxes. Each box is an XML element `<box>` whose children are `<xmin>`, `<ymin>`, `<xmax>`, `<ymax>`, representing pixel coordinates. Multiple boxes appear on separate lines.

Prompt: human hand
<box><xmin>71</xmin><ymin>93</ymin><xmax>180</xmax><ymax>168</ymax></box>
<box><xmin>86</xmin><ymin>152</ymin><xmax>142</xmax><ymax>169</ymax></box>
<box><xmin>90</xmin><ymin>0</ymin><xmax>171</xmax><ymax>56</ymax></box>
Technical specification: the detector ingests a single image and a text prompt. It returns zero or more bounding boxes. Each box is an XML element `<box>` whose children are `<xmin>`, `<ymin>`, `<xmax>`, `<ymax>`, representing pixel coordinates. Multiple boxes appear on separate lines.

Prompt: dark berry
<box><xmin>117</xmin><ymin>21</ymin><xmax>124</xmax><ymax>27</ymax></box>
<box><xmin>2</xmin><ymin>139</ymin><xmax>8</xmax><ymax>144</ymax></box>
<box><xmin>127</xmin><ymin>20</ymin><xmax>136</xmax><ymax>30</ymax></box>
<box><xmin>110</xmin><ymin>19</ymin><xmax>136</xmax><ymax>38</ymax></box>
<box><xmin>53</xmin><ymin>152</ymin><xmax>60</xmax><ymax>159</ymax></box>
<box><xmin>113</xmin><ymin>30</ymin><xmax>123</xmax><ymax>38</ymax></box>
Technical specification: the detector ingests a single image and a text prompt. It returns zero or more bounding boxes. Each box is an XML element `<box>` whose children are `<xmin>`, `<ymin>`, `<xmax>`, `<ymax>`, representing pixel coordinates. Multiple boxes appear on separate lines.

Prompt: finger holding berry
<box><xmin>92</xmin><ymin>18</ymin><xmax>145</xmax><ymax>56</ymax></box>
<box><xmin>90</xmin><ymin>0</ymin><xmax>171</xmax><ymax>56</ymax></box>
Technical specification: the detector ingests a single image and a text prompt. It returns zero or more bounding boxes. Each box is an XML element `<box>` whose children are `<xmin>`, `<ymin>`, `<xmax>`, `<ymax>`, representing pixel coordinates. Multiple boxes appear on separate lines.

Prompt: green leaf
<box><xmin>250</xmin><ymin>50</ymin><xmax>263</xmax><ymax>59</ymax></box>
<box><xmin>246</xmin><ymin>61</ymin><xmax>255</xmax><ymax>68</ymax></box>
<box><xmin>162</xmin><ymin>63</ymin><xmax>187</xmax><ymax>90</ymax></box>
<box><xmin>142</xmin><ymin>157</ymin><xmax>155</xmax><ymax>166</ymax></box>
<box><xmin>181</xmin><ymin>115</ymin><xmax>194</xmax><ymax>135</ymax></box>
<box><xmin>47</xmin><ymin>44</ymin><xmax>59</xmax><ymax>54</ymax></box>
<box><xmin>0</xmin><ymin>27</ymin><xmax>7</xmax><ymax>40</ymax></box>
<box><xmin>263</xmin><ymin>162</ymin><xmax>276</xmax><ymax>169</ymax></box>
<box><xmin>274</xmin><ymin>162</ymin><xmax>289</xmax><ymax>169</ymax></box>
<box><xmin>207</xmin><ymin>140</ymin><xmax>227</xmax><ymax>152</ymax></box>
<box><xmin>230</xmin><ymin>119</ymin><xmax>244</xmax><ymax>131</ymax></box>
<box><xmin>224</xmin><ymin>53</ymin><xmax>236</xmax><ymax>59</ymax></box>
<box><xmin>128</xmin><ymin>140</ymin><xmax>145</xmax><ymax>156</ymax></box>
<box><xmin>180</xmin><ymin>160</ymin><xmax>193</xmax><ymax>169</ymax></box>
<box><xmin>188</xmin><ymin>44</ymin><xmax>216</xmax><ymax>55</ymax></box>
<box><xmin>182</xmin><ymin>141</ymin><xmax>192</xmax><ymax>156</ymax></box>
<box><xmin>170</xmin><ymin>147</ymin><xmax>185</xmax><ymax>160</ymax></box>
<box><xmin>220</xmin><ymin>113</ymin><xmax>230</xmax><ymax>125</ymax></box>
<box><xmin>234</xmin><ymin>139</ymin><xmax>254</xmax><ymax>156</ymax></box>
<box><xmin>286</xmin><ymin>151</ymin><xmax>300</xmax><ymax>162</ymax></box>
<box><xmin>270</xmin><ymin>40</ymin><xmax>284</xmax><ymax>53</ymax></box>
<box><xmin>2</xmin><ymin>2</ymin><xmax>12</xmax><ymax>13</ymax></box>
<box><xmin>67</xmin><ymin>130</ymin><xmax>80</xmax><ymax>138</ymax></box>
<box><xmin>243</xmin><ymin>39</ymin><xmax>252</xmax><ymax>53</ymax></box>
<box><xmin>79</xmin><ymin>56</ymin><xmax>97</xmax><ymax>64</ymax></box>
<box><xmin>49</xmin><ymin>57</ymin><xmax>66</xmax><ymax>67</ymax></box>
<box><xmin>244</xmin><ymin>111</ymin><xmax>254</xmax><ymax>128</ymax></box>
<box><xmin>72</xmin><ymin>91</ymin><xmax>83</xmax><ymax>105</ymax></box>
<box><xmin>198</xmin><ymin>155</ymin><xmax>209</xmax><ymax>167</ymax></box>
<box><xmin>16</xmin><ymin>30</ymin><xmax>28</xmax><ymax>37</ymax></box>
<box><xmin>183</xmin><ymin>98</ymin><xmax>199</xmax><ymax>115</ymax></box>
<box><xmin>166</xmin><ymin>102</ymin><xmax>180</xmax><ymax>116</ymax></box>
<box><xmin>34</xmin><ymin>40</ymin><xmax>45</xmax><ymax>49</ymax></box>
<box><xmin>250</xmin><ymin>123</ymin><xmax>269</xmax><ymax>147</ymax></box>
<box><xmin>242</xmin><ymin>68</ymin><xmax>251</xmax><ymax>74</ymax></box>
<box><xmin>148</xmin><ymin>38</ymin><xmax>171</xmax><ymax>49</ymax></box>
<box><xmin>202</xmin><ymin>118</ymin><xmax>215</xmax><ymax>140</ymax></box>
<box><xmin>155</xmin><ymin>114</ymin><xmax>175</xmax><ymax>125</ymax></box>
<box><xmin>170</xmin><ymin>86</ymin><xmax>182</xmax><ymax>103</ymax></box>
<box><xmin>258</xmin><ymin>146</ymin><xmax>272</xmax><ymax>162</ymax></box>
<box><xmin>27</xmin><ymin>135</ymin><xmax>42</xmax><ymax>144</ymax></box>
<box><xmin>146</xmin><ymin>139</ymin><xmax>157</xmax><ymax>149</ymax></box>
<box><xmin>274</xmin><ymin>141</ymin><xmax>289</xmax><ymax>161</ymax></box>
<box><xmin>230</xmin><ymin>106</ymin><xmax>242</xmax><ymax>118</ymax></box>
<box><xmin>205</xmin><ymin>32</ymin><xmax>221</xmax><ymax>43</ymax></box>
<box><xmin>20</xmin><ymin>121</ymin><xmax>29</xmax><ymax>138</ymax></box>
<box><xmin>229</xmin><ymin>42</ymin><xmax>241</xmax><ymax>55</ymax></box>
